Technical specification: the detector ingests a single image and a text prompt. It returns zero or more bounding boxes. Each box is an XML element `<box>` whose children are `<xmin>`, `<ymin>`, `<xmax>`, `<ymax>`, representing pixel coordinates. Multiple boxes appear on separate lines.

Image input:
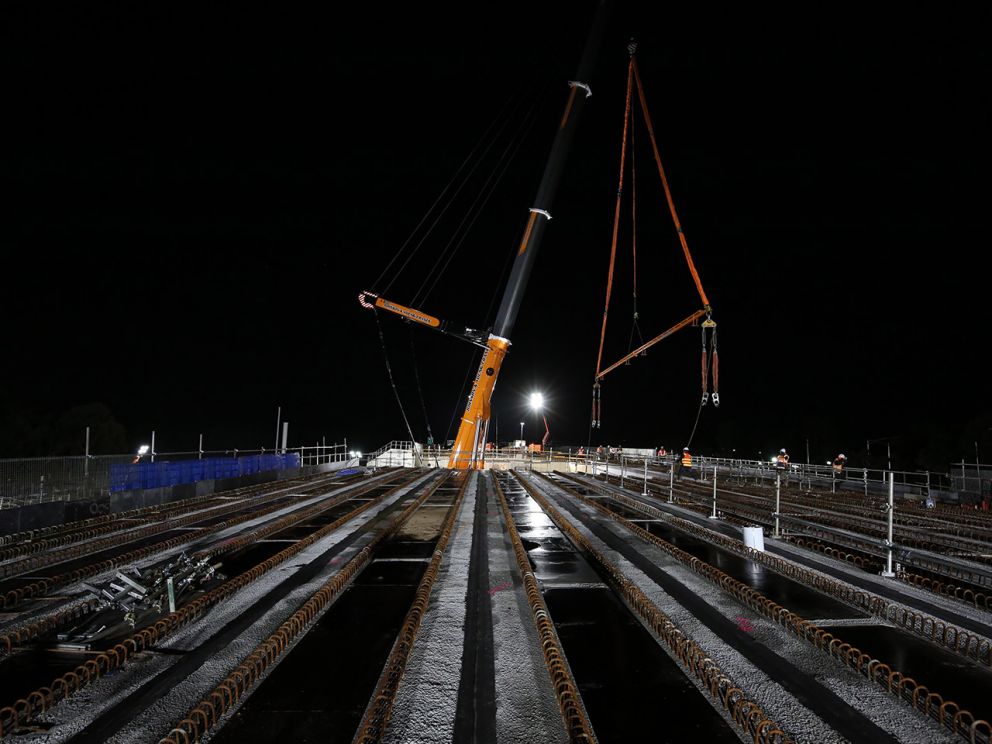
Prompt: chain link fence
<box><xmin>0</xmin><ymin>444</ymin><xmax>352</xmax><ymax>510</ymax></box>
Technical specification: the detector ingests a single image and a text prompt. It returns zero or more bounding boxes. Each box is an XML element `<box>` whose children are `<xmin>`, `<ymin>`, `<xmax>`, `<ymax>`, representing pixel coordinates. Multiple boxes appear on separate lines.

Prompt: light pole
<box><xmin>520</xmin><ymin>422</ymin><xmax>524</xmax><ymax>441</ymax></box>
<box><xmin>529</xmin><ymin>392</ymin><xmax>550</xmax><ymax>449</ymax></box>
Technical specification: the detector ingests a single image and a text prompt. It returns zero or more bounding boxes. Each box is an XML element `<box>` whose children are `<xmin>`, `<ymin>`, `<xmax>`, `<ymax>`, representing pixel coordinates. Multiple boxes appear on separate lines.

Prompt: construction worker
<box><xmin>832</xmin><ymin>453</ymin><xmax>847</xmax><ymax>481</ymax></box>
<box><xmin>657</xmin><ymin>446</ymin><xmax>667</xmax><ymax>458</ymax></box>
<box><xmin>775</xmin><ymin>448</ymin><xmax>790</xmax><ymax>487</ymax></box>
<box><xmin>577</xmin><ymin>446</ymin><xmax>586</xmax><ymax>457</ymax></box>
<box><xmin>679</xmin><ymin>447</ymin><xmax>692</xmax><ymax>479</ymax></box>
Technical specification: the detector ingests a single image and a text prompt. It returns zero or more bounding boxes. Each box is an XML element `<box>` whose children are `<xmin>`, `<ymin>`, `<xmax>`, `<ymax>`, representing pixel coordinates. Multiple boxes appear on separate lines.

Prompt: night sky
<box><xmin>2</xmin><ymin>3</ymin><xmax>990</xmax><ymax>470</ymax></box>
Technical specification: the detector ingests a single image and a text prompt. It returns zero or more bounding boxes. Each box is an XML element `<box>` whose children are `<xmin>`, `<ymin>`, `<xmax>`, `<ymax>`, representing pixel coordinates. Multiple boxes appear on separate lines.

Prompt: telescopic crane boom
<box><xmin>447</xmin><ymin>1</ymin><xmax>611</xmax><ymax>469</ymax></box>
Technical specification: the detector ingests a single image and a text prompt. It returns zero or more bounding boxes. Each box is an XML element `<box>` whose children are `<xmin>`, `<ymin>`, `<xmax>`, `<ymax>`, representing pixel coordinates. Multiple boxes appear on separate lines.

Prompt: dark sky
<box><xmin>2</xmin><ymin>2</ymin><xmax>990</xmax><ymax>468</ymax></box>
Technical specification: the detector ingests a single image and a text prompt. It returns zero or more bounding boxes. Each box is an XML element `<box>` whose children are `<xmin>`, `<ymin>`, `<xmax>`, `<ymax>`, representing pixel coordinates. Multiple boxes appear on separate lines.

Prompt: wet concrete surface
<box><xmin>376</xmin><ymin>540</ymin><xmax>436</xmax><ymax>560</ymax></box>
<box><xmin>506</xmin><ymin>496</ymin><xmax>602</xmax><ymax>587</ymax></box>
<box><xmin>818</xmin><ymin>624</ymin><xmax>992</xmax><ymax>721</ymax></box>
<box><xmin>602</xmin><ymin>499</ymin><xmax>866</xmax><ymax>620</ymax></box>
<box><xmin>501</xmin><ymin>482</ymin><xmax>739</xmax><ymax>741</ymax></box>
<box><xmin>208</xmin><ymin>551</ymin><xmax>432</xmax><ymax>744</ymax></box>
<box><xmin>545</xmin><ymin>587</ymin><xmax>741</xmax><ymax>743</ymax></box>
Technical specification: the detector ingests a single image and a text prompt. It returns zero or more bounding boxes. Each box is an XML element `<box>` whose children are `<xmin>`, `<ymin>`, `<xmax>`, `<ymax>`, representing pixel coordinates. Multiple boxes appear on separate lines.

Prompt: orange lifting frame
<box><xmin>593</xmin><ymin>54</ymin><xmax>713</xmax><ymax>385</ymax></box>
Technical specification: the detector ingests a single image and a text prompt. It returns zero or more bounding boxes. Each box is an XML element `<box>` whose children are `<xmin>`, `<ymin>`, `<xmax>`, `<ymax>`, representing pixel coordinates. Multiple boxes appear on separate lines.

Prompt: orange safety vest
<box><xmin>681</xmin><ymin>451</ymin><xmax>692</xmax><ymax>467</ymax></box>
<box><xmin>776</xmin><ymin>454</ymin><xmax>789</xmax><ymax>468</ymax></box>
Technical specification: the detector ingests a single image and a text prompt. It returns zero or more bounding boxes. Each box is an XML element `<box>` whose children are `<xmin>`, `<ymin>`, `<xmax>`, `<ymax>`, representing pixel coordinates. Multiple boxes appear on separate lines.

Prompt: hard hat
<box><xmin>780</xmin><ymin>448</ymin><xmax>786</xmax><ymax>453</ymax></box>
<box><xmin>839</xmin><ymin>453</ymin><xmax>846</xmax><ymax>459</ymax></box>
<box><xmin>683</xmin><ymin>447</ymin><xmax>689</xmax><ymax>451</ymax></box>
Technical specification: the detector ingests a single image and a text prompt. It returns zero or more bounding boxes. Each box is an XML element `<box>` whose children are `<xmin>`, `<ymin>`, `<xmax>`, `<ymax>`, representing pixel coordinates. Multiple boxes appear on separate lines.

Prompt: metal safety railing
<box><xmin>359</xmin><ymin>443</ymin><xmax>975</xmax><ymax>509</ymax></box>
<box><xmin>0</xmin><ymin>443</ymin><xmax>352</xmax><ymax>510</ymax></box>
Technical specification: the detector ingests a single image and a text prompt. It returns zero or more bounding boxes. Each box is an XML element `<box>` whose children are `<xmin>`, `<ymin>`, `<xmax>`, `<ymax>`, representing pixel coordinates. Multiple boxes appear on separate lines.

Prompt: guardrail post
<box><xmin>832</xmin><ymin>468</ymin><xmax>836</xmax><ymax>494</ymax></box>
<box><xmin>709</xmin><ymin>466</ymin><xmax>718</xmax><ymax>519</ymax></box>
<box><xmin>774</xmin><ymin>473</ymin><xmax>781</xmax><ymax>537</ymax></box>
<box><xmin>863</xmin><ymin>467</ymin><xmax>868</xmax><ymax>497</ymax></box>
<box><xmin>642</xmin><ymin>458</ymin><xmax>648</xmax><ymax>496</ymax></box>
<box><xmin>620</xmin><ymin>456</ymin><xmax>625</xmax><ymax>489</ymax></box>
<box><xmin>668</xmin><ymin>463</ymin><xmax>674</xmax><ymax>503</ymax></box>
<box><xmin>881</xmin><ymin>471</ymin><xmax>896</xmax><ymax>577</ymax></box>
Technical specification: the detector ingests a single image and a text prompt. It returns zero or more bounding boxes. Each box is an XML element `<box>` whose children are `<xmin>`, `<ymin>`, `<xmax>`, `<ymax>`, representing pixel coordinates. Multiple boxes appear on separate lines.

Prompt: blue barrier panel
<box><xmin>110</xmin><ymin>453</ymin><xmax>299</xmax><ymax>492</ymax></box>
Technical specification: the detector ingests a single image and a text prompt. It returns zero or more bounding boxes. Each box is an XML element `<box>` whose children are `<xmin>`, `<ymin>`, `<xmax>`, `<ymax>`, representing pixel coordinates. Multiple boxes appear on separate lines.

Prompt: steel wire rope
<box><xmin>378</xmin><ymin>83</ymin><xmax>537</xmax><ymax>297</ymax></box>
<box><xmin>373</xmin><ymin>310</ymin><xmax>417</xmax><ymax>444</ymax></box>
<box><xmin>408</xmin><ymin>327</ymin><xmax>435</xmax><ymax>446</ymax></box>
<box><xmin>411</xmin><ymin>79</ymin><xmax>549</xmax><ymax>308</ymax></box>
<box><xmin>625</xmin><ymin>116</ymin><xmax>646</xmax><ymax>359</ymax></box>
<box><xmin>369</xmin><ymin>91</ymin><xmax>520</xmax><ymax>295</ymax></box>
<box><xmin>443</xmin><ymin>350</ymin><xmax>480</xmax><ymax>448</ymax></box>
<box><xmin>437</xmin><ymin>81</ymin><xmax>555</xmax><ymax>447</ymax></box>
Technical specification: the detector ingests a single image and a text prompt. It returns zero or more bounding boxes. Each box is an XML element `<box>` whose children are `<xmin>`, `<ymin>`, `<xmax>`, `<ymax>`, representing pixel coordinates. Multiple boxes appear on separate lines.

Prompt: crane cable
<box><xmin>370</xmin><ymin>86</ymin><xmax>528</xmax><ymax>296</ymax></box>
<box><xmin>626</xmin><ymin>117</ymin><xmax>645</xmax><ymax>362</ymax></box>
<box><xmin>373</xmin><ymin>310</ymin><xmax>417</xmax><ymax>445</ymax></box>
<box><xmin>409</xmin><ymin>328</ymin><xmax>435</xmax><ymax>446</ymax></box>
<box><xmin>592</xmin><ymin>52</ymin><xmax>634</xmax><ymax>384</ymax></box>
<box><xmin>590</xmin><ymin>50</ymin><xmax>635</xmax><ymax>430</ymax></box>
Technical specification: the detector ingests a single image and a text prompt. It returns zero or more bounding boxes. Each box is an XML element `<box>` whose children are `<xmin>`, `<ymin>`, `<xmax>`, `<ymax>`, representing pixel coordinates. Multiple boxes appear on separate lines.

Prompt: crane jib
<box><xmin>375</xmin><ymin>298</ymin><xmax>441</xmax><ymax>328</ymax></box>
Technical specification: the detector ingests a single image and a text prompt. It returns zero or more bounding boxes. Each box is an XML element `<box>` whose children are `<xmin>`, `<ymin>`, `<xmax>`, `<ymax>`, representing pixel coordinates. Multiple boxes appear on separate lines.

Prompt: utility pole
<box><xmin>275</xmin><ymin>406</ymin><xmax>281</xmax><ymax>451</ymax></box>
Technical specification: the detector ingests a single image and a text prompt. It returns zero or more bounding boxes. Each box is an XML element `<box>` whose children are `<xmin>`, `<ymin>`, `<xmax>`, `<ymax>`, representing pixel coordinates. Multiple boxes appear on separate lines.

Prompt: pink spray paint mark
<box><xmin>488</xmin><ymin>581</ymin><xmax>511</xmax><ymax>595</ymax></box>
<box><xmin>735</xmin><ymin>616</ymin><xmax>755</xmax><ymax>633</ymax></box>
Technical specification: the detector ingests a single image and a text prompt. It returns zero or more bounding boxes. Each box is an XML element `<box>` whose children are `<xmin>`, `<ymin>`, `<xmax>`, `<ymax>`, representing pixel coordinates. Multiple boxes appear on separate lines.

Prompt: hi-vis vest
<box><xmin>776</xmin><ymin>454</ymin><xmax>789</xmax><ymax>468</ymax></box>
<box><xmin>681</xmin><ymin>451</ymin><xmax>692</xmax><ymax>467</ymax></box>
<box><xmin>832</xmin><ymin>458</ymin><xmax>845</xmax><ymax>473</ymax></box>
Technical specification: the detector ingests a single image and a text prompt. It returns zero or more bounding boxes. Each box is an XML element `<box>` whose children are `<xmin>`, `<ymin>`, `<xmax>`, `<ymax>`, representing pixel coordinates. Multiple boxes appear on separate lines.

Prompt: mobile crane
<box><xmin>360</xmin><ymin>0</ymin><xmax>611</xmax><ymax>469</ymax></box>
